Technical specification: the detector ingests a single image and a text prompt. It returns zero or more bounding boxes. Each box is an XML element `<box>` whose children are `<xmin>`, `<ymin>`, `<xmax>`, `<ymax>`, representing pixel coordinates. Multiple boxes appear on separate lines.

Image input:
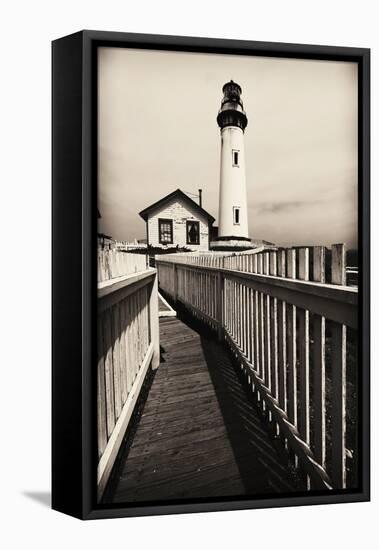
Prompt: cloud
<box><xmin>253</xmin><ymin>198</ymin><xmax>326</xmax><ymax>215</ymax></box>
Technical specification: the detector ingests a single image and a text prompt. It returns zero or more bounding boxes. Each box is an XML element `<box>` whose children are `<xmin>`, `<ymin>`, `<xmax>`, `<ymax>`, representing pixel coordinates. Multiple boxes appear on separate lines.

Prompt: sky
<box><xmin>98</xmin><ymin>47</ymin><xmax>358</xmax><ymax>248</ymax></box>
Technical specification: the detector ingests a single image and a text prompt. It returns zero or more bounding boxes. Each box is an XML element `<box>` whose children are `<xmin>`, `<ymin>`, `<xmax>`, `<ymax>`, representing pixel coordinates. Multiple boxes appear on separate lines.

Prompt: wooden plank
<box><xmin>210</xmin><ymin>273</ymin><xmax>216</xmax><ymax>326</ymax></box>
<box><xmin>239</xmin><ymin>282</ymin><xmax>243</xmax><ymax>349</ymax></box>
<box><xmin>258</xmin><ymin>254</ymin><xmax>265</xmax><ymax>384</ymax></box>
<box><xmin>332</xmin><ymin>244</ymin><xmax>346</xmax><ymax>285</ymax></box>
<box><xmin>331</xmin><ymin>322</ymin><xmax>347</xmax><ymax>489</ymax></box>
<box><xmin>234</xmin><ymin>280</ymin><xmax>238</xmax><ymax>342</ymax></box>
<box><xmin>137</xmin><ymin>289</ymin><xmax>143</xmax><ymax>372</ymax></box>
<box><xmin>231</xmin><ymin>280</ymin><xmax>235</xmax><ymax>338</ymax></box>
<box><xmin>97</xmin><ymin>316</ymin><xmax>107</xmax><ymax>457</ymax></box>
<box><xmin>277</xmin><ymin>249</ymin><xmax>287</xmax><ymax>412</ymax></box>
<box><xmin>208</xmin><ymin>272</ymin><xmax>212</xmax><ymax>320</ymax></box>
<box><xmin>229</xmin><ymin>279</ymin><xmax>232</xmax><ymax>337</ymax></box>
<box><xmin>248</xmin><ymin>287</ymin><xmax>253</xmax><ymax>363</ymax></box>
<box><xmin>228</xmin><ymin>278</ymin><xmax>231</xmax><ymax>334</ymax></box>
<box><xmin>223</xmin><ymin>278</ymin><xmax>228</xmax><ymax>332</ymax></box>
<box><xmin>137</xmin><ymin>289</ymin><xmax>143</xmax><ymax>367</ymax></box>
<box><xmin>242</xmin><ymin>284</ymin><xmax>247</xmax><ymax>355</ymax></box>
<box><xmin>313</xmin><ymin>246</ymin><xmax>326</xmax><ymax>284</ymax></box>
<box><xmin>131</xmin><ymin>293</ymin><xmax>137</xmax><ymax>383</ymax></box>
<box><xmin>147</xmin><ymin>277</ymin><xmax>161</xmax><ymax>370</ymax></box>
<box><xmin>240</xmin><ymin>283</ymin><xmax>245</xmax><ymax>353</ymax></box>
<box><xmin>111</xmin><ymin>303</ymin><xmax>122</xmax><ymax>420</ymax></box>
<box><xmin>234</xmin><ymin>278</ymin><xmax>239</xmax><ymax>342</ymax></box>
<box><xmin>146</xmin><ymin>285</ymin><xmax>150</xmax><ymax>350</ymax></box>
<box><xmin>228</xmin><ymin>278</ymin><xmax>232</xmax><ymax>334</ymax></box>
<box><xmin>125</xmin><ymin>296</ymin><xmax>132</xmax><ymax>394</ymax></box>
<box><xmin>313</xmin><ymin>246</ymin><xmax>326</xmax><ymax>469</ymax></box>
<box><xmin>263</xmin><ymin>253</ymin><xmax>271</xmax><ymax>391</ymax></box>
<box><xmin>277</xmin><ymin>248</ymin><xmax>286</xmax><ymax>279</ymax></box>
<box><xmin>98</xmin><ymin>269</ymin><xmax>155</xmax><ymax>309</ymax></box>
<box><xmin>119</xmin><ymin>299</ymin><xmax>128</xmax><ymax>406</ymax></box>
<box><xmin>278</xmin><ymin>300</ymin><xmax>287</xmax><ymax>412</ymax></box>
<box><xmin>137</xmin><ymin>288</ymin><xmax>144</xmax><ymax>370</ymax></box>
<box><xmin>237</xmin><ymin>281</ymin><xmax>240</xmax><ymax>347</ymax></box>
<box><xmin>103</xmin><ymin>309</ymin><xmax>115</xmax><ymax>437</ymax></box>
<box><xmin>244</xmin><ymin>283</ymin><xmax>250</xmax><ymax>360</ymax></box>
<box><xmin>331</xmin><ymin>244</ymin><xmax>347</xmax><ymax>489</ymax></box>
<box><xmin>173</xmin><ymin>263</ymin><xmax>178</xmax><ymax>302</ymax></box>
<box><xmin>143</xmin><ymin>286</ymin><xmax>149</xmax><ymax>355</ymax></box>
<box><xmin>254</xmin><ymin>282</ymin><xmax>260</xmax><ymax>376</ymax></box>
<box><xmin>286</xmin><ymin>249</ymin><xmax>297</xmax><ymax>427</ymax></box>
<box><xmin>213</xmin><ymin>274</ymin><xmax>217</xmax><ymax>322</ymax></box>
<box><xmin>202</xmin><ymin>271</ymin><xmax>205</xmax><ymax>316</ymax></box>
<box><xmin>269</xmin><ymin>251</ymin><xmax>278</xmax><ymax>398</ymax></box>
<box><xmin>298</xmin><ymin>248</ymin><xmax>310</xmax><ymax>446</ymax></box>
<box><xmin>209</xmin><ymin>273</ymin><xmax>213</xmax><ymax>320</ymax></box>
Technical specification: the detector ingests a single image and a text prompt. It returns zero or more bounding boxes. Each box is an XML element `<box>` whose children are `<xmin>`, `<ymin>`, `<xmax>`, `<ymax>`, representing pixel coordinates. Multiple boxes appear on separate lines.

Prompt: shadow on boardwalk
<box><xmin>103</xmin><ymin>311</ymin><xmax>301</xmax><ymax>504</ymax></box>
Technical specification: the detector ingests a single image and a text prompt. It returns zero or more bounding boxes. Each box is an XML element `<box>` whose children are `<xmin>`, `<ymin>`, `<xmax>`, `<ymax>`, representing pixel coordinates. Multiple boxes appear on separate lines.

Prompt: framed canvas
<box><xmin>52</xmin><ymin>30</ymin><xmax>370</xmax><ymax>520</ymax></box>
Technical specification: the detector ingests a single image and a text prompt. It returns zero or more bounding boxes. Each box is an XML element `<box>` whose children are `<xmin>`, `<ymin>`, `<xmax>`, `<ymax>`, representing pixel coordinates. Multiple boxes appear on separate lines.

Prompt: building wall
<box><xmin>147</xmin><ymin>198</ymin><xmax>210</xmax><ymax>251</ymax></box>
<box><xmin>218</xmin><ymin>126</ymin><xmax>249</xmax><ymax>238</ymax></box>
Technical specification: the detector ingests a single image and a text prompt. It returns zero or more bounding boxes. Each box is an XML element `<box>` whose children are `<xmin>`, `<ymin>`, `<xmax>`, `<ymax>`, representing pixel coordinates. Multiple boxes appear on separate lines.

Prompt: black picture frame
<box><xmin>52</xmin><ymin>30</ymin><xmax>370</xmax><ymax>520</ymax></box>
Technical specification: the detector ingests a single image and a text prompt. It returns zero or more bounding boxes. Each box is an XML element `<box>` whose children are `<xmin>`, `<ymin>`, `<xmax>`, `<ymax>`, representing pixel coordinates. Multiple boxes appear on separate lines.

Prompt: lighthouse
<box><xmin>211</xmin><ymin>80</ymin><xmax>252</xmax><ymax>250</ymax></box>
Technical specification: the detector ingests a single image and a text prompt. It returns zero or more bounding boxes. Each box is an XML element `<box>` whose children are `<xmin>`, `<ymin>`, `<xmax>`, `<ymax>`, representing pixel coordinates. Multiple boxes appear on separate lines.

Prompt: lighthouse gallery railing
<box><xmin>155</xmin><ymin>245</ymin><xmax>358</xmax><ymax>490</ymax></box>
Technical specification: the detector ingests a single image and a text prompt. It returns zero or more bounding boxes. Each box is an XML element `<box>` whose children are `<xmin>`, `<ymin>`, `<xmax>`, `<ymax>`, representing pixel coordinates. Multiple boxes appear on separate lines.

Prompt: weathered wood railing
<box><xmin>156</xmin><ymin>244</ymin><xmax>358</xmax><ymax>490</ymax></box>
<box><xmin>98</xmin><ymin>248</ymin><xmax>148</xmax><ymax>282</ymax></box>
<box><xmin>97</xmin><ymin>251</ymin><xmax>159</xmax><ymax>499</ymax></box>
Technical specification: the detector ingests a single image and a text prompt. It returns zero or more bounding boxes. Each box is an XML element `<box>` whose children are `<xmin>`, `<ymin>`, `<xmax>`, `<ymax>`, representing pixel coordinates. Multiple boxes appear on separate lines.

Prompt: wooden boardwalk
<box><xmin>103</xmin><ymin>316</ymin><xmax>300</xmax><ymax>504</ymax></box>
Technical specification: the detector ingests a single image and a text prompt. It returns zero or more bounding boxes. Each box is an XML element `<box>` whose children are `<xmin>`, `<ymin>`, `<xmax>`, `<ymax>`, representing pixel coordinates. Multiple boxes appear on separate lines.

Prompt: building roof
<box><xmin>139</xmin><ymin>189</ymin><xmax>215</xmax><ymax>224</ymax></box>
<box><xmin>97</xmin><ymin>232</ymin><xmax>113</xmax><ymax>240</ymax></box>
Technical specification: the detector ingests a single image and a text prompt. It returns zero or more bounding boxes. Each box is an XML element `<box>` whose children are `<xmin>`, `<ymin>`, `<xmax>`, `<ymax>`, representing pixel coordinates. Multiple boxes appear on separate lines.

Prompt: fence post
<box><xmin>150</xmin><ymin>271</ymin><xmax>160</xmax><ymax>370</ymax></box>
<box><xmin>217</xmin><ymin>271</ymin><xmax>223</xmax><ymax>342</ymax></box>
<box><xmin>313</xmin><ymin>246</ymin><xmax>326</xmax><ymax>471</ymax></box>
<box><xmin>331</xmin><ymin>243</ymin><xmax>347</xmax><ymax>488</ymax></box>
<box><xmin>173</xmin><ymin>264</ymin><xmax>178</xmax><ymax>302</ymax></box>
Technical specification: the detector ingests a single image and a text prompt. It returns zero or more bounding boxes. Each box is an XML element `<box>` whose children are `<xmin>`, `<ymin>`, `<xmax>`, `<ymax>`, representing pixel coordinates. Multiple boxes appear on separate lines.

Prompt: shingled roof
<box><xmin>139</xmin><ymin>189</ymin><xmax>215</xmax><ymax>224</ymax></box>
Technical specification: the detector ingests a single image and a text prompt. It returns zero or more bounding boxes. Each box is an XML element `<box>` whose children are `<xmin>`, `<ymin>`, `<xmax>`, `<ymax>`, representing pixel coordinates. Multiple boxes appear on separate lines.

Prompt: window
<box><xmin>158</xmin><ymin>218</ymin><xmax>173</xmax><ymax>244</ymax></box>
<box><xmin>186</xmin><ymin>220</ymin><xmax>200</xmax><ymax>245</ymax></box>
<box><xmin>233</xmin><ymin>207</ymin><xmax>240</xmax><ymax>225</ymax></box>
<box><xmin>232</xmin><ymin>149</ymin><xmax>240</xmax><ymax>167</ymax></box>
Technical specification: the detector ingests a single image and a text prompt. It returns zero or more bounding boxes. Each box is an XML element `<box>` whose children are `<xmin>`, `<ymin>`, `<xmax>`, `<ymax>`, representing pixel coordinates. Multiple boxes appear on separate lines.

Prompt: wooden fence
<box><xmin>156</xmin><ymin>244</ymin><xmax>358</xmax><ymax>490</ymax></box>
<box><xmin>97</xmin><ymin>251</ymin><xmax>159</xmax><ymax>500</ymax></box>
<box><xmin>98</xmin><ymin>248</ymin><xmax>148</xmax><ymax>282</ymax></box>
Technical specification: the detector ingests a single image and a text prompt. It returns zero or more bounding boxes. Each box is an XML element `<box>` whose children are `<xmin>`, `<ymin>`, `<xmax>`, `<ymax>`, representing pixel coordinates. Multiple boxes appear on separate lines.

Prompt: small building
<box><xmin>139</xmin><ymin>189</ymin><xmax>215</xmax><ymax>251</ymax></box>
<box><xmin>97</xmin><ymin>232</ymin><xmax>114</xmax><ymax>250</ymax></box>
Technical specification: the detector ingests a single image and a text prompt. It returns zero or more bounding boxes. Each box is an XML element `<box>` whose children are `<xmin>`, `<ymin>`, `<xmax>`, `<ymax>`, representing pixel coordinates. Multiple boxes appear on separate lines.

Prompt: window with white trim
<box><xmin>158</xmin><ymin>218</ymin><xmax>173</xmax><ymax>244</ymax></box>
<box><xmin>233</xmin><ymin>207</ymin><xmax>240</xmax><ymax>225</ymax></box>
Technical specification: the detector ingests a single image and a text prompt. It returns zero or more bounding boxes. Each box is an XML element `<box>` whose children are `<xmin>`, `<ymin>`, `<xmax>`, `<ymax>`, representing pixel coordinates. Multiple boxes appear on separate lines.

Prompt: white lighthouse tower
<box><xmin>211</xmin><ymin>80</ymin><xmax>252</xmax><ymax>250</ymax></box>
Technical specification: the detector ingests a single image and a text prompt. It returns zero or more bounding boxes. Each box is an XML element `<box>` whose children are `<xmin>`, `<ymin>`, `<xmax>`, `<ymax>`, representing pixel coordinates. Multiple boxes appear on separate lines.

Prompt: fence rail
<box><xmin>156</xmin><ymin>244</ymin><xmax>358</xmax><ymax>490</ymax></box>
<box><xmin>97</xmin><ymin>252</ymin><xmax>159</xmax><ymax>499</ymax></box>
<box><xmin>98</xmin><ymin>248</ymin><xmax>148</xmax><ymax>282</ymax></box>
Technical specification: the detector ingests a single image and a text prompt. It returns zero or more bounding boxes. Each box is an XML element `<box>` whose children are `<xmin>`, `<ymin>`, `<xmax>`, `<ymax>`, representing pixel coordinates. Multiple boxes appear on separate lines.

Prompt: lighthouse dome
<box><xmin>217</xmin><ymin>80</ymin><xmax>248</xmax><ymax>131</ymax></box>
